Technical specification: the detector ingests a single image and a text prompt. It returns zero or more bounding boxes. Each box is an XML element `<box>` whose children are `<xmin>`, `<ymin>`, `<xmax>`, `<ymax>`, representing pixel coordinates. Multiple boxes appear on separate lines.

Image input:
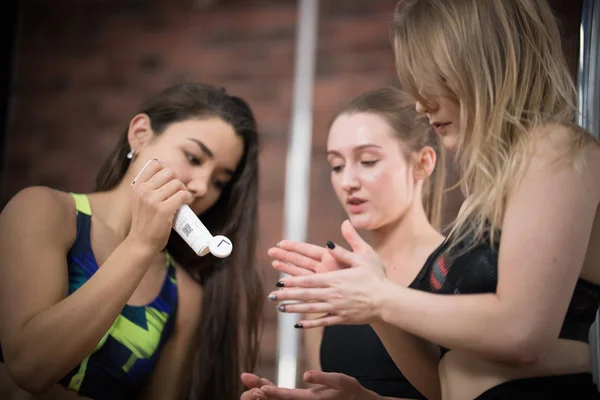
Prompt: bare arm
<box><xmin>371</xmin><ymin>322</ymin><xmax>441</xmax><ymax>400</ymax></box>
<box><xmin>303</xmin><ymin>320</ymin><xmax>323</xmax><ymax>373</ymax></box>
<box><xmin>275</xmin><ymin>127</ymin><xmax>600</xmax><ymax>365</ymax></box>
<box><xmin>139</xmin><ymin>267</ymin><xmax>203</xmax><ymax>400</ymax></box>
<box><xmin>1</xmin><ymin>162</ymin><xmax>192</xmax><ymax>393</ymax></box>
<box><xmin>375</xmin><ymin>129</ymin><xmax>600</xmax><ymax>363</ymax></box>
<box><xmin>0</xmin><ymin>188</ymin><xmax>157</xmax><ymax>393</ymax></box>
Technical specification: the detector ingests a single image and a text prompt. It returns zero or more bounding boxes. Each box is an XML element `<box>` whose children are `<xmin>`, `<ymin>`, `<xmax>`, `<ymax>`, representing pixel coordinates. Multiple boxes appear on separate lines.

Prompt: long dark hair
<box><xmin>95</xmin><ymin>83</ymin><xmax>263</xmax><ymax>399</ymax></box>
<box><xmin>332</xmin><ymin>87</ymin><xmax>446</xmax><ymax>229</ymax></box>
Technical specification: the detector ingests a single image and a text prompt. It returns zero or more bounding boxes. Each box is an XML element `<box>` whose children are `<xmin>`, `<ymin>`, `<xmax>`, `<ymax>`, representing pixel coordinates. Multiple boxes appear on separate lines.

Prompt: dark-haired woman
<box><xmin>0</xmin><ymin>83</ymin><xmax>263</xmax><ymax>400</ymax></box>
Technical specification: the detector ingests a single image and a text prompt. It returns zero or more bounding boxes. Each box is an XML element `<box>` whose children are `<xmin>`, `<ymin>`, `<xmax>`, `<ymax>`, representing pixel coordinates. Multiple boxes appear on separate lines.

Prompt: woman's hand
<box><xmin>242</xmin><ymin>371</ymin><xmax>374</xmax><ymax>400</ymax></box>
<box><xmin>268</xmin><ymin>220</ymin><xmax>389</xmax><ymax>328</ymax></box>
<box><xmin>267</xmin><ymin>241</ymin><xmax>345</xmax><ymax>277</ymax></box>
<box><xmin>240</xmin><ymin>373</ymin><xmax>274</xmax><ymax>400</ymax></box>
<box><xmin>128</xmin><ymin>159</ymin><xmax>192</xmax><ymax>254</ymax></box>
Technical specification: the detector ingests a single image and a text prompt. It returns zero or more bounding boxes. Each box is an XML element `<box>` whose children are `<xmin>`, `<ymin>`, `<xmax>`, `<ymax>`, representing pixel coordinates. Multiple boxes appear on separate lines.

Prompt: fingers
<box><xmin>143</xmin><ymin>166</ymin><xmax>178</xmax><ymax>190</ymax></box>
<box><xmin>276</xmin><ymin>240</ymin><xmax>326</xmax><ymax>260</ymax></box>
<box><xmin>267</xmin><ymin>288</ymin><xmax>330</xmax><ymax>303</ymax></box>
<box><xmin>326</xmin><ymin>242</ymin><xmax>356</xmax><ymax>267</ymax></box>
<box><xmin>272</xmin><ymin>260</ymin><xmax>315</xmax><ymax>277</ymax></box>
<box><xmin>260</xmin><ymin>386</ymin><xmax>311</xmax><ymax>400</ymax></box>
<box><xmin>321</xmin><ymin>220</ymin><xmax>368</xmax><ymax>267</ymax></box>
<box><xmin>161</xmin><ymin>189</ymin><xmax>193</xmax><ymax>212</ymax></box>
<box><xmin>240</xmin><ymin>388</ymin><xmax>267</xmax><ymax>400</ymax></box>
<box><xmin>268</xmin><ymin>247</ymin><xmax>320</xmax><ymax>272</ymax></box>
<box><xmin>303</xmin><ymin>371</ymin><xmax>354</xmax><ymax>390</ymax></box>
<box><xmin>241</xmin><ymin>373</ymin><xmax>274</xmax><ymax>400</ymax></box>
<box><xmin>340</xmin><ymin>219</ymin><xmax>368</xmax><ymax>252</ymax></box>
<box><xmin>276</xmin><ymin>301</ymin><xmax>333</xmax><ymax>315</ymax></box>
<box><xmin>131</xmin><ymin>159</ymin><xmax>191</xmax><ymax>205</ymax></box>
<box><xmin>241</xmin><ymin>373</ymin><xmax>264</xmax><ymax>388</ymax></box>
<box><xmin>261</xmin><ymin>378</ymin><xmax>275</xmax><ymax>387</ymax></box>
<box><xmin>155</xmin><ymin>179</ymin><xmax>189</xmax><ymax>203</ymax></box>
<box><xmin>296</xmin><ymin>314</ymin><xmax>344</xmax><ymax>329</ymax></box>
<box><xmin>131</xmin><ymin>159</ymin><xmax>161</xmax><ymax>186</ymax></box>
<box><xmin>276</xmin><ymin>272</ymin><xmax>336</xmax><ymax>289</ymax></box>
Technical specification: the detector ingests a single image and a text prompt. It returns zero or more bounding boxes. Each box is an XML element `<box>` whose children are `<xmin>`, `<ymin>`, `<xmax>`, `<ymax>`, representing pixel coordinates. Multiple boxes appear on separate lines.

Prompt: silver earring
<box><xmin>126</xmin><ymin>149</ymin><xmax>135</xmax><ymax>160</ymax></box>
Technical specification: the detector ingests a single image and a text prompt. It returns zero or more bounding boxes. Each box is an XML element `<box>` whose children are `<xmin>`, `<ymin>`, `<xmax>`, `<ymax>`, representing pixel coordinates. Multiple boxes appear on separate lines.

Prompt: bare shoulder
<box><xmin>528</xmin><ymin>124</ymin><xmax>584</xmax><ymax>156</ymax></box>
<box><xmin>528</xmin><ymin>125</ymin><xmax>600</xmax><ymax>183</ymax></box>
<box><xmin>0</xmin><ymin>187</ymin><xmax>76</xmax><ymax>246</ymax></box>
<box><xmin>173</xmin><ymin>265</ymin><xmax>204</xmax><ymax>330</ymax></box>
<box><xmin>2</xmin><ymin>186</ymin><xmax>74</xmax><ymax>217</ymax></box>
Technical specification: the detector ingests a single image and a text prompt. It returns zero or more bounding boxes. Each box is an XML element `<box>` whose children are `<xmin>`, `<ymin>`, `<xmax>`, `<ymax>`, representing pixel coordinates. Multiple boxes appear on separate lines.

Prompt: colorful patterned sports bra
<box><xmin>1</xmin><ymin>193</ymin><xmax>179</xmax><ymax>399</ymax></box>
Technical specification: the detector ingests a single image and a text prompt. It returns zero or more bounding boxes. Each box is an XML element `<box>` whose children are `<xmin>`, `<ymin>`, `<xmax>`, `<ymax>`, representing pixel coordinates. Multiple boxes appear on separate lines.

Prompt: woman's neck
<box><xmin>370</xmin><ymin>203</ymin><xmax>443</xmax><ymax>280</ymax></box>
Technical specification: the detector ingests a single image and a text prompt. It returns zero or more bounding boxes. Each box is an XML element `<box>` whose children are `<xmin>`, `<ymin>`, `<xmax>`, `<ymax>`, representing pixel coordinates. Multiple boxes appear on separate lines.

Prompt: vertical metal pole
<box><xmin>577</xmin><ymin>0</ymin><xmax>599</xmax><ymax>139</ymax></box>
<box><xmin>276</xmin><ymin>0</ymin><xmax>319</xmax><ymax>389</ymax></box>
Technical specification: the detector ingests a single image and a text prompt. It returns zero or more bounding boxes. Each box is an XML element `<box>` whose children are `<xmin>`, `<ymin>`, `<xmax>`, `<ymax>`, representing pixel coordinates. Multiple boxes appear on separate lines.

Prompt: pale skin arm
<box><xmin>370</xmin><ymin>323</ymin><xmax>441</xmax><ymax>400</ymax></box>
<box><xmin>273</xmin><ymin>128</ymin><xmax>600</xmax><ymax>365</ymax></box>
<box><xmin>0</xmin><ymin>162</ymin><xmax>192</xmax><ymax>393</ymax></box>
<box><xmin>137</xmin><ymin>267</ymin><xmax>203</xmax><ymax>400</ymax></box>
<box><xmin>303</xmin><ymin>323</ymin><xmax>323</xmax><ymax>373</ymax></box>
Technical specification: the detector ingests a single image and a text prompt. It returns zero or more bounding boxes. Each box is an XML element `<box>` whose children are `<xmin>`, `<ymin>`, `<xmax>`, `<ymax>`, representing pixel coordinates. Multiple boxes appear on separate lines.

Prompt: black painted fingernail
<box><xmin>267</xmin><ymin>294</ymin><xmax>277</xmax><ymax>301</ymax></box>
<box><xmin>276</xmin><ymin>281</ymin><xmax>284</xmax><ymax>288</ymax></box>
<box><xmin>326</xmin><ymin>240</ymin><xmax>335</xmax><ymax>249</ymax></box>
<box><xmin>277</xmin><ymin>305</ymin><xmax>286</xmax><ymax>312</ymax></box>
<box><xmin>294</xmin><ymin>323</ymin><xmax>303</xmax><ymax>329</ymax></box>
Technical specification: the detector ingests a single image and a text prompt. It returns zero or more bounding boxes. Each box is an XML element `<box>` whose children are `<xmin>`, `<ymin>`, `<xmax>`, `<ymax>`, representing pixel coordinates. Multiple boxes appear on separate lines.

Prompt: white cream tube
<box><xmin>173</xmin><ymin>204</ymin><xmax>233</xmax><ymax>258</ymax></box>
<box><xmin>173</xmin><ymin>204</ymin><xmax>213</xmax><ymax>256</ymax></box>
<box><xmin>132</xmin><ymin>160</ymin><xmax>233</xmax><ymax>258</ymax></box>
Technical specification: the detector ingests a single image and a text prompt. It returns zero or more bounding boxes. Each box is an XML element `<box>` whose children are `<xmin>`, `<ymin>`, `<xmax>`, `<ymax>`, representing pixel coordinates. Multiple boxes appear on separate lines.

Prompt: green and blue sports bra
<box><xmin>0</xmin><ymin>193</ymin><xmax>179</xmax><ymax>399</ymax></box>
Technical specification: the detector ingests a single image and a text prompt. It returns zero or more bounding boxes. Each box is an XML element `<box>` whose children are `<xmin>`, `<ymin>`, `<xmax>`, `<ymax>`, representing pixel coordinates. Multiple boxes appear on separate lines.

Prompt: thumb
<box><xmin>303</xmin><ymin>371</ymin><xmax>348</xmax><ymax>390</ymax></box>
<box><xmin>340</xmin><ymin>220</ymin><xmax>368</xmax><ymax>252</ymax></box>
<box><xmin>241</xmin><ymin>373</ymin><xmax>267</xmax><ymax>389</ymax></box>
<box><xmin>326</xmin><ymin>239</ymin><xmax>356</xmax><ymax>267</ymax></box>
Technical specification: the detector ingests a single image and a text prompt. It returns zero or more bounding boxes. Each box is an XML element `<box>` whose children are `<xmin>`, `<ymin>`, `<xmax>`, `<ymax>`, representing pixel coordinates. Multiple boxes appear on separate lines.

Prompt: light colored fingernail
<box><xmin>267</xmin><ymin>294</ymin><xmax>277</xmax><ymax>301</ymax></box>
<box><xmin>277</xmin><ymin>304</ymin><xmax>286</xmax><ymax>312</ymax></box>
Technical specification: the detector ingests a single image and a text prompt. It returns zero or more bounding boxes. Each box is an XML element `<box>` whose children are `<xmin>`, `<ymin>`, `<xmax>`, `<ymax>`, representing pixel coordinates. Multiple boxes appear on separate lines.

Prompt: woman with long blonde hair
<box><xmin>267</xmin><ymin>0</ymin><xmax>600</xmax><ymax>398</ymax></box>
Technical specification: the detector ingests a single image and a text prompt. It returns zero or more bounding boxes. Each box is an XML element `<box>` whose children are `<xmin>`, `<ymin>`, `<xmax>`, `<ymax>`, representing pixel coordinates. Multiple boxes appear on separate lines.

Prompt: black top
<box><xmin>409</xmin><ymin>232</ymin><xmax>600</xmax><ymax>356</ymax></box>
<box><xmin>320</xmin><ymin>324</ymin><xmax>426</xmax><ymax>399</ymax></box>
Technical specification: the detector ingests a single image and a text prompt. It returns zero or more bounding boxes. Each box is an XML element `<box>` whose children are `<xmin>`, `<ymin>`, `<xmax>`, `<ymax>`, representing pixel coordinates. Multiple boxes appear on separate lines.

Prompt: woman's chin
<box><xmin>348</xmin><ymin>214</ymin><xmax>376</xmax><ymax>231</ymax></box>
<box><xmin>441</xmin><ymin>133</ymin><xmax>459</xmax><ymax>151</ymax></box>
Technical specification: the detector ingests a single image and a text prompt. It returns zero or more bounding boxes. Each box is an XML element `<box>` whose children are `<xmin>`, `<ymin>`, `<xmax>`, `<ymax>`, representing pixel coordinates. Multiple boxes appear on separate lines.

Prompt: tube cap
<box><xmin>209</xmin><ymin>235</ymin><xmax>233</xmax><ymax>258</ymax></box>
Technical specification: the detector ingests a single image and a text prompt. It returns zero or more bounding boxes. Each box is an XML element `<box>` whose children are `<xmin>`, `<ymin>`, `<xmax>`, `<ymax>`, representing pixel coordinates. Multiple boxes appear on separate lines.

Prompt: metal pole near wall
<box><xmin>276</xmin><ymin>0</ymin><xmax>319</xmax><ymax>389</ymax></box>
<box><xmin>578</xmin><ymin>0</ymin><xmax>599</xmax><ymax>139</ymax></box>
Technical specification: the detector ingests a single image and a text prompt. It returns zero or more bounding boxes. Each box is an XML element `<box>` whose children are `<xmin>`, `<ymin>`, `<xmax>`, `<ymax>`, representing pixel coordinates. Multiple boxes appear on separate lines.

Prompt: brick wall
<box><xmin>0</xmin><ymin>0</ymin><xmax>582</xmax><ymax>387</ymax></box>
<box><xmin>2</xmin><ymin>0</ymin><xmax>299</xmax><ymax>382</ymax></box>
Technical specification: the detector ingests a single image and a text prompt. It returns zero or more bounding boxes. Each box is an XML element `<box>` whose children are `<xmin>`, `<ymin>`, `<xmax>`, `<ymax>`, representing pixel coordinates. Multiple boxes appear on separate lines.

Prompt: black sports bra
<box><xmin>320</xmin><ymin>325</ymin><xmax>426</xmax><ymax>398</ymax></box>
<box><xmin>409</xmin><ymin>233</ymin><xmax>600</xmax><ymax>355</ymax></box>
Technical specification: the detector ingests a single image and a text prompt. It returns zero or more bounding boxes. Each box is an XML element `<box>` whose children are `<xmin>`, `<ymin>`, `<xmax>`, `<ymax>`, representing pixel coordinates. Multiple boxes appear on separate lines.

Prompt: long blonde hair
<box><xmin>392</xmin><ymin>0</ymin><xmax>597</xmax><ymax>248</ymax></box>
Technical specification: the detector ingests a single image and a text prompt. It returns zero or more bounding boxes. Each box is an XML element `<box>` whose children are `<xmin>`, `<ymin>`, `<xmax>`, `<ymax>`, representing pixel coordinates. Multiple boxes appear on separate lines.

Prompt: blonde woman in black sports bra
<box><xmin>265</xmin><ymin>1</ymin><xmax>600</xmax><ymax>399</ymax></box>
